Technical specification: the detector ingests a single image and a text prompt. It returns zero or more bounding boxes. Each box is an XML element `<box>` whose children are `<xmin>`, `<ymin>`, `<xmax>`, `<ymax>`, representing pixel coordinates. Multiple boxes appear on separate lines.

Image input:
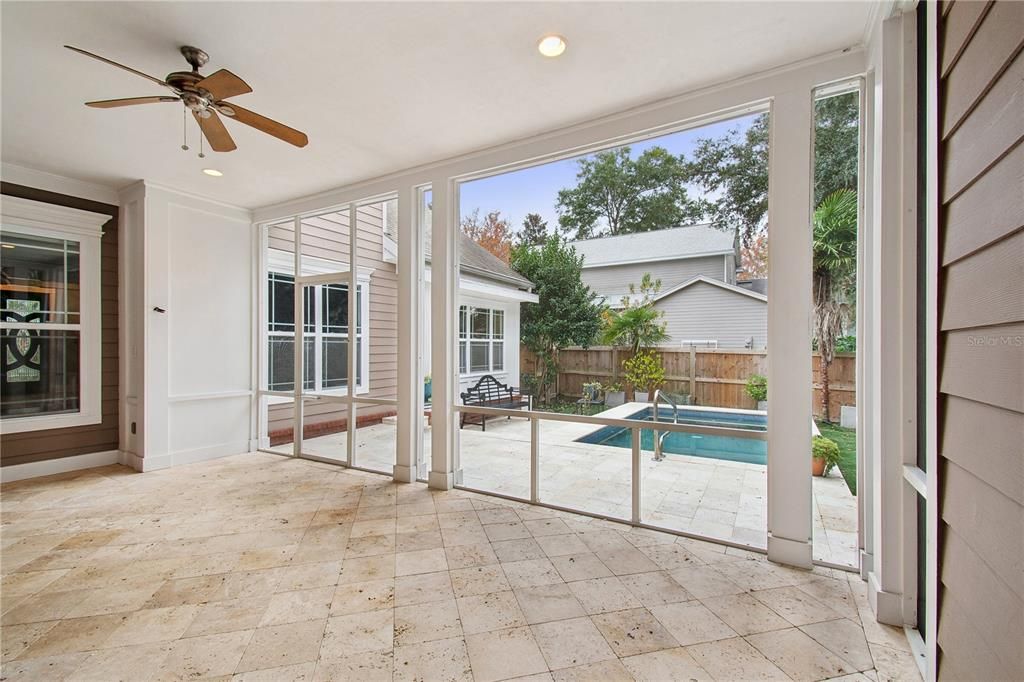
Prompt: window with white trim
<box><xmin>267</xmin><ymin>273</ymin><xmax>366</xmax><ymax>392</ymax></box>
<box><xmin>0</xmin><ymin>198</ymin><xmax>105</xmax><ymax>433</ymax></box>
<box><xmin>459</xmin><ymin>305</ymin><xmax>504</xmax><ymax>375</ymax></box>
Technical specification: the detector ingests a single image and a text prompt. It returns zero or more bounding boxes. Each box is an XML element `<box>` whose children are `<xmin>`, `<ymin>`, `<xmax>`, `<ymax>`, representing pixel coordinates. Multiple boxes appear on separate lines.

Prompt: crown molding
<box><xmin>1</xmin><ymin>162</ymin><xmax>119</xmax><ymax>206</ymax></box>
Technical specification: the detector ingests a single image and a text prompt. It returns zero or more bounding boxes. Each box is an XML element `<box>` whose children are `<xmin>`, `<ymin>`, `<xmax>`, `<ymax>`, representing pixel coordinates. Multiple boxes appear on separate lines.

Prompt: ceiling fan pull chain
<box><xmin>181</xmin><ymin>107</ymin><xmax>189</xmax><ymax>151</ymax></box>
<box><xmin>198</xmin><ymin>125</ymin><xmax>205</xmax><ymax>159</ymax></box>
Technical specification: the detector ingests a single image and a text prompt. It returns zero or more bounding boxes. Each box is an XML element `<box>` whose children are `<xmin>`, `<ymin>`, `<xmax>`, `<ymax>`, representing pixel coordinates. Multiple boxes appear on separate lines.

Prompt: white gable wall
<box><xmin>654</xmin><ymin>279</ymin><xmax>767</xmax><ymax>349</ymax></box>
<box><xmin>581</xmin><ymin>254</ymin><xmax>730</xmax><ymax>303</ymax></box>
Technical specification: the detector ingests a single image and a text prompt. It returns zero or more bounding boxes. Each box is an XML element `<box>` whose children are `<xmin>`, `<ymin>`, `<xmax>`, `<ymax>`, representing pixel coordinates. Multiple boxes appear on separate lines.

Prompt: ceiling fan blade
<box><xmin>65</xmin><ymin>45</ymin><xmax>177</xmax><ymax>92</ymax></box>
<box><xmin>86</xmin><ymin>96</ymin><xmax>179</xmax><ymax>108</ymax></box>
<box><xmin>220</xmin><ymin>103</ymin><xmax>308</xmax><ymax>148</ymax></box>
<box><xmin>195</xmin><ymin>69</ymin><xmax>252</xmax><ymax>101</ymax></box>
<box><xmin>193</xmin><ymin>110</ymin><xmax>237</xmax><ymax>152</ymax></box>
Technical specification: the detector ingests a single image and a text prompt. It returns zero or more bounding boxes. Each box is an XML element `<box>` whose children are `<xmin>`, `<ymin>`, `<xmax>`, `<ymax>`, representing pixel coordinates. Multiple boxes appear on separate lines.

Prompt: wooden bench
<box><xmin>460</xmin><ymin>375</ymin><xmax>532</xmax><ymax>431</ymax></box>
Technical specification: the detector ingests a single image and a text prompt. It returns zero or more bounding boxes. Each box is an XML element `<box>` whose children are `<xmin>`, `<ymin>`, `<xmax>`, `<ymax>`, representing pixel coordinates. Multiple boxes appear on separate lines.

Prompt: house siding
<box><xmin>0</xmin><ymin>183</ymin><xmax>119</xmax><ymax>467</ymax></box>
<box><xmin>936</xmin><ymin>2</ymin><xmax>1024</xmax><ymax>680</ymax></box>
<box><xmin>654</xmin><ymin>280</ymin><xmax>767</xmax><ymax>349</ymax></box>
<box><xmin>266</xmin><ymin>205</ymin><xmax>397</xmax><ymax>438</ymax></box>
<box><xmin>581</xmin><ymin>254</ymin><xmax>728</xmax><ymax>301</ymax></box>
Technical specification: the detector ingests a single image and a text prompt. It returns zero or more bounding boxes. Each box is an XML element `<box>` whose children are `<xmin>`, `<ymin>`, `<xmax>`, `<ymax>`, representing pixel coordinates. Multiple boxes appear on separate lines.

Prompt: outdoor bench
<box><xmin>459</xmin><ymin>375</ymin><xmax>532</xmax><ymax>431</ymax></box>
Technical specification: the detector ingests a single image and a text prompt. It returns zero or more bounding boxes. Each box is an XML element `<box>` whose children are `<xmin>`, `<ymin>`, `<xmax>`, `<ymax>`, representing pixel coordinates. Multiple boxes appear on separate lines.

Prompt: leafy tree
<box><xmin>462</xmin><ymin>208</ymin><xmax>513</xmax><ymax>263</ymax></box>
<box><xmin>520</xmin><ymin>213</ymin><xmax>549</xmax><ymax>246</ymax></box>
<box><xmin>600</xmin><ymin>273</ymin><xmax>670</xmax><ymax>354</ymax></box>
<box><xmin>684</xmin><ymin>90</ymin><xmax>859</xmax><ymax>246</ymax></box>
<box><xmin>511</xmin><ymin>236</ymin><xmax>604</xmax><ymax>402</ymax></box>
<box><xmin>812</xmin><ymin>189</ymin><xmax>857</xmax><ymax>422</ymax></box>
<box><xmin>739</xmin><ymin>232</ymin><xmax>768</xmax><ymax>279</ymax></box>
<box><xmin>556</xmin><ymin>146</ymin><xmax>710</xmax><ymax>239</ymax></box>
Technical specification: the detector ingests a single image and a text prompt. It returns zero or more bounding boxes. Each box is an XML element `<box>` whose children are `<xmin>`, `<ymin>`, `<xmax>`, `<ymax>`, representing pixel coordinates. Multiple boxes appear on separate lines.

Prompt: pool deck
<box><xmin>272</xmin><ymin>403</ymin><xmax>859</xmax><ymax>568</ymax></box>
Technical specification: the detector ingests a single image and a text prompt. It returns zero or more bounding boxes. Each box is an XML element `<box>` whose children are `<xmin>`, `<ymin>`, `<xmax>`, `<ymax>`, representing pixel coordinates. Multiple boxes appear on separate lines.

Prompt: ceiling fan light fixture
<box><xmin>537</xmin><ymin>34</ymin><xmax>567</xmax><ymax>58</ymax></box>
<box><xmin>202</xmin><ymin>168</ymin><xmax>223</xmax><ymax>177</ymax></box>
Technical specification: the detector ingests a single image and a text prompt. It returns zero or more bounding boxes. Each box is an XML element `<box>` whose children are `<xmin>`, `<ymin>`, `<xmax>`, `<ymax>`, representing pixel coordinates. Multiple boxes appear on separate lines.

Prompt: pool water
<box><xmin>574</xmin><ymin>407</ymin><xmax>768</xmax><ymax>465</ymax></box>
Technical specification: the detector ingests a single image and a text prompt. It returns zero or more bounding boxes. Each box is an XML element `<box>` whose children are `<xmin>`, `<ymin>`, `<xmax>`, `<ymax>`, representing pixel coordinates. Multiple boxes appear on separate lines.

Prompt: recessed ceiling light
<box><xmin>1</xmin><ymin>243</ymin><xmax>14</xmax><ymax>249</ymax></box>
<box><xmin>202</xmin><ymin>168</ymin><xmax>223</xmax><ymax>177</ymax></box>
<box><xmin>537</xmin><ymin>34</ymin><xmax>567</xmax><ymax>58</ymax></box>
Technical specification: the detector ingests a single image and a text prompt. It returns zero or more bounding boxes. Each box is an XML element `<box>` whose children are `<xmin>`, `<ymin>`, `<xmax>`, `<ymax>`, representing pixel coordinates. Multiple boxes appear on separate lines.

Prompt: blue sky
<box><xmin>459</xmin><ymin>114</ymin><xmax>757</xmax><ymax>235</ymax></box>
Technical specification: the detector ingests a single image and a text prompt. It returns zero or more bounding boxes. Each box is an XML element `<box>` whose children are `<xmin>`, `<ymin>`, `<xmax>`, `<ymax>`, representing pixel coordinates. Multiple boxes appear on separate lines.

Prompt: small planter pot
<box><xmin>634</xmin><ymin>391</ymin><xmax>651</xmax><ymax>402</ymax></box>
<box><xmin>757</xmin><ymin>400</ymin><xmax>768</xmax><ymax>411</ymax></box>
<box><xmin>812</xmin><ymin>457</ymin><xmax>827</xmax><ymax>477</ymax></box>
<box><xmin>606</xmin><ymin>391</ymin><xmax>626</xmax><ymax>407</ymax></box>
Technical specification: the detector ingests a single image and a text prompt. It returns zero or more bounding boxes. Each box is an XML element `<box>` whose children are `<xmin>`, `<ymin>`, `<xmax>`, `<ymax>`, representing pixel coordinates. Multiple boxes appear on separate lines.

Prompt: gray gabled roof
<box><xmin>569</xmin><ymin>224</ymin><xmax>735</xmax><ymax>268</ymax></box>
<box><xmin>424</xmin><ymin>231</ymin><xmax>533</xmax><ymax>290</ymax></box>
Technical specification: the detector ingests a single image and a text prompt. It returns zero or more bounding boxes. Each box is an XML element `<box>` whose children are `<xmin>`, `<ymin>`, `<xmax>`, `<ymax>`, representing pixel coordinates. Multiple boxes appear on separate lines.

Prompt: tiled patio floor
<box><xmin>0</xmin><ymin>454</ymin><xmax>917</xmax><ymax>681</ymax></box>
<box><xmin>285</xmin><ymin>404</ymin><xmax>859</xmax><ymax>567</ymax></box>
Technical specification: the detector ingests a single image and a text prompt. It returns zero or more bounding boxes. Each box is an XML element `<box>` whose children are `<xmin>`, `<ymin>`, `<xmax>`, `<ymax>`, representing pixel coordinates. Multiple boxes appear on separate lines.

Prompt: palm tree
<box><xmin>601</xmin><ymin>273</ymin><xmax>670</xmax><ymax>354</ymax></box>
<box><xmin>812</xmin><ymin>189</ymin><xmax>858</xmax><ymax>422</ymax></box>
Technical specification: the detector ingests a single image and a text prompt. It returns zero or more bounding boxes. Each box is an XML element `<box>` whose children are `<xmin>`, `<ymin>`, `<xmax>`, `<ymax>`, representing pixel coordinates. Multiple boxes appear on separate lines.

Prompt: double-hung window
<box><xmin>266</xmin><ymin>250</ymin><xmax>368</xmax><ymax>393</ymax></box>
<box><xmin>0</xmin><ymin>197</ymin><xmax>106</xmax><ymax>433</ymax></box>
<box><xmin>458</xmin><ymin>305</ymin><xmax>504</xmax><ymax>375</ymax></box>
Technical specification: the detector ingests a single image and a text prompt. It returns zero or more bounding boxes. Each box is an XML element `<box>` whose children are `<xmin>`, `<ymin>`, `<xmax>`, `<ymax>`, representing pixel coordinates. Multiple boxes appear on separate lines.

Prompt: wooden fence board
<box><xmin>520</xmin><ymin>346</ymin><xmax>856</xmax><ymax>417</ymax></box>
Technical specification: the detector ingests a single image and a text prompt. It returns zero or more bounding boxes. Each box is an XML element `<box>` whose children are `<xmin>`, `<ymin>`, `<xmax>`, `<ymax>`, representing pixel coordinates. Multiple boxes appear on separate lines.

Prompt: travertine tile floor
<box><xmin>0</xmin><ymin>453</ymin><xmax>920</xmax><ymax>681</ymax></box>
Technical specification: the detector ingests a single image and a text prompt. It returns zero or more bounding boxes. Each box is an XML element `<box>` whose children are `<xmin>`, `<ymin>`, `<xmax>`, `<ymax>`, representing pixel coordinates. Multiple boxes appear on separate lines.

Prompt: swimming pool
<box><xmin>574</xmin><ymin>406</ymin><xmax>768</xmax><ymax>465</ymax></box>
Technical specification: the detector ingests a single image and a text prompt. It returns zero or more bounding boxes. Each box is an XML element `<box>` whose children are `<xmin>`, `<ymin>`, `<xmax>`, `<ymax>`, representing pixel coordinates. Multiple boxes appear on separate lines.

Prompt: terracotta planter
<box><xmin>811</xmin><ymin>456</ymin><xmax>827</xmax><ymax>477</ymax></box>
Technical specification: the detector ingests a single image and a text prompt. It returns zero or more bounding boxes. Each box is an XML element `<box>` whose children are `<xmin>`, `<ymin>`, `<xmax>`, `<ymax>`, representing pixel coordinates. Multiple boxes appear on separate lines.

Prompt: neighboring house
<box><xmin>569</xmin><ymin>224</ymin><xmax>767</xmax><ymax>349</ymax></box>
<box><xmin>265</xmin><ymin>201</ymin><xmax>535</xmax><ymax>441</ymax></box>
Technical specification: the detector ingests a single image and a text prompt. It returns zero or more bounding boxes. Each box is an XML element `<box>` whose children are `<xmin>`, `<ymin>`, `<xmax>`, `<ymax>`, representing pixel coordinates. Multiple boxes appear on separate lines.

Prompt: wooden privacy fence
<box><xmin>520</xmin><ymin>346</ymin><xmax>856</xmax><ymax>418</ymax></box>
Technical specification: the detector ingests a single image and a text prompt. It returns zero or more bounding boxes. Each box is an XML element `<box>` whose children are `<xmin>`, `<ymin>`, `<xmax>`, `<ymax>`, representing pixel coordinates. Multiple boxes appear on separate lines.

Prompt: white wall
<box><xmin>421</xmin><ymin>279</ymin><xmax>523</xmax><ymax>395</ymax></box>
<box><xmin>119</xmin><ymin>182</ymin><xmax>254</xmax><ymax>471</ymax></box>
<box><xmin>655</xmin><ymin>281</ymin><xmax>767</xmax><ymax>349</ymax></box>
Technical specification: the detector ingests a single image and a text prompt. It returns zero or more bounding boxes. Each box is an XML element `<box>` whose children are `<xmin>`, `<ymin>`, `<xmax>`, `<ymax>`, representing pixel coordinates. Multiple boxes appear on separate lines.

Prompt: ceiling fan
<box><xmin>65</xmin><ymin>44</ymin><xmax>308</xmax><ymax>152</ymax></box>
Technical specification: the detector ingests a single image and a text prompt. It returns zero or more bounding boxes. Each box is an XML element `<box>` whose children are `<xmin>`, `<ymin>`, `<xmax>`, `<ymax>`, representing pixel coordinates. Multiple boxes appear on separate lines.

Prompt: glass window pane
<box><xmin>492</xmin><ymin>310</ymin><xmax>504</xmax><ymax>339</ymax></box>
<box><xmin>268</xmin><ymin>274</ymin><xmax>295</xmax><ymax>332</ymax></box>
<box><xmin>470</xmin><ymin>308</ymin><xmax>490</xmax><ymax>338</ymax></box>
<box><xmin>0</xmin><ymin>232</ymin><xmax>81</xmax><ymax>324</ymax></box>
<box><xmin>322</xmin><ymin>284</ymin><xmax>349</xmax><ymax>334</ymax></box>
<box><xmin>470</xmin><ymin>341</ymin><xmax>489</xmax><ymax>373</ymax></box>
<box><xmin>1</xmin><ymin>328</ymin><xmax>80</xmax><ymax>417</ymax></box>
<box><xmin>492</xmin><ymin>342</ymin><xmax>504</xmax><ymax>371</ymax></box>
<box><xmin>459</xmin><ymin>306</ymin><xmax>467</xmax><ymax>337</ymax></box>
<box><xmin>304</xmin><ymin>288</ymin><xmax>315</xmax><ymax>334</ymax></box>
<box><xmin>322</xmin><ymin>338</ymin><xmax>348</xmax><ymax>388</ymax></box>
<box><xmin>303</xmin><ymin>337</ymin><xmax>315</xmax><ymax>390</ymax></box>
<box><xmin>356</xmin><ymin>284</ymin><xmax>363</xmax><ymax>333</ymax></box>
<box><xmin>268</xmin><ymin>337</ymin><xmax>294</xmax><ymax>391</ymax></box>
<box><xmin>460</xmin><ymin>341</ymin><xmax>467</xmax><ymax>374</ymax></box>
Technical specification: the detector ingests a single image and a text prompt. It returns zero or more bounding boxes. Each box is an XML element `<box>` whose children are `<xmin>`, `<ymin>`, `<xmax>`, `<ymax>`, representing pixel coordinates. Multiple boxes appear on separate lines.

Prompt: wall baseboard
<box><xmin>868</xmin><ymin>570</ymin><xmax>904</xmax><ymax>626</ymax></box>
<box><xmin>1</xmin><ymin>449</ymin><xmax>121</xmax><ymax>483</ymax></box>
<box><xmin>767</xmin><ymin>533</ymin><xmax>813</xmax><ymax>569</ymax></box>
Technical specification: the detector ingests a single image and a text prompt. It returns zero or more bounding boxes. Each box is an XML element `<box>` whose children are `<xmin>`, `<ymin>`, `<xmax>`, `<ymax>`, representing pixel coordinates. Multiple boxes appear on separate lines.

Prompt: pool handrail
<box><xmin>652</xmin><ymin>390</ymin><xmax>679</xmax><ymax>461</ymax></box>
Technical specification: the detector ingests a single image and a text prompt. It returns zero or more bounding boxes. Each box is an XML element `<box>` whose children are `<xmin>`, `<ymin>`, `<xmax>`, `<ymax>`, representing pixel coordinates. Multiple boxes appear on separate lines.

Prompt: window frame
<box><xmin>0</xmin><ymin>197</ymin><xmax>106</xmax><ymax>434</ymax></box>
<box><xmin>458</xmin><ymin>304</ymin><xmax>504</xmax><ymax>377</ymax></box>
<box><xmin>265</xmin><ymin>248</ymin><xmax>370</xmax><ymax>397</ymax></box>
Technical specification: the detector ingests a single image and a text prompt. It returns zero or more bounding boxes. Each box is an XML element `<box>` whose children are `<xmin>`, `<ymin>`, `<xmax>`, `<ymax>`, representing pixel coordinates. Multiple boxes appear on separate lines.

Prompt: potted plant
<box><xmin>423</xmin><ymin>374</ymin><xmax>432</xmax><ymax>402</ymax></box>
<box><xmin>581</xmin><ymin>381</ymin><xmax>602</xmax><ymax>404</ymax></box>
<box><xmin>624</xmin><ymin>350</ymin><xmax>665</xmax><ymax>402</ymax></box>
<box><xmin>745</xmin><ymin>374</ymin><xmax>768</xmax><ymax>411</ymax></box>
<box><xmin>603</xmin><ymin>382</ymin><xmax>625</xmax><ymax>407</ymax></box>
<box><xmin>811</xmin><ymin>435</ymin><xmax>841</xmax><ymax>477</ymax></box>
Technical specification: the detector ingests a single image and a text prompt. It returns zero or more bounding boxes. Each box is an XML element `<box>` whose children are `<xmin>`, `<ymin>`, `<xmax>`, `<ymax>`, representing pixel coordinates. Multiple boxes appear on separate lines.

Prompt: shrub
<box><xmin>745</xmin><ymin>374</ymin><xmax>768</xmax><ymax>403</ymax></box>
<box><xmin>812</xmin><ymin>435</ymin><xmax>841</xmax><ymax>475</ymax></box>
<box><xmin>623</xmin><ymin>351</ymin><xmax>666</xmax><ymax>394</ymax></box>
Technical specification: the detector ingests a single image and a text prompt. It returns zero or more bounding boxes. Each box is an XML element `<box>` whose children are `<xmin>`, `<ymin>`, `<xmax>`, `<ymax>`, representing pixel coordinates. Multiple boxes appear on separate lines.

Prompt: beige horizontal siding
<box><xmin>581</xmin><ymin>255</ymin><xmax>728</xmax><ymax>300</ymax></box>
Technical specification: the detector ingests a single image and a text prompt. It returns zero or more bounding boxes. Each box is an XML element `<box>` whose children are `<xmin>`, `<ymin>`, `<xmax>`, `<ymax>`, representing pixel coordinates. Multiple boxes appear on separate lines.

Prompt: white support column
<box><xmin>347</xmin><ymin>204</ymin><xmax>357</xmax><ymax>465</ymax></box>
<box><xmin>429</xmin><ymin>179</ymin><xmax>458</xmax><ymax>490</ymax></box>
<box><xmin>868</xmin><ymin>10</ymin><xmax>916</xmax><ymax>626</ymax></box>
<box><xmin>293</xmin><ymin>215</ymin><xmax>304</xmax><ymax>457</ymax></box>
<box><xmin>395</xmin><ymin>185</ymin><xmax>420</xmax><ymax>483</ymax></box>
<box><xmin>766</xmin><ymin>89</ymin><xmax>814</xmax><ymax>569</ymax></box>
<box><xmin>859</xmin><ymin>69</ymin><xmax>876</xmax><ymax>580</ymax></box>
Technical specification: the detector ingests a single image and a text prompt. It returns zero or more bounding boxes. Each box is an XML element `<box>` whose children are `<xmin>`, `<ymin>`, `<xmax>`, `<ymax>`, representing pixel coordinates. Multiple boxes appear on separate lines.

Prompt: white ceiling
<box><xmin>2</xmin><ymin>2</ymin><xmax>875</xmax><ymax>210</ymax></box>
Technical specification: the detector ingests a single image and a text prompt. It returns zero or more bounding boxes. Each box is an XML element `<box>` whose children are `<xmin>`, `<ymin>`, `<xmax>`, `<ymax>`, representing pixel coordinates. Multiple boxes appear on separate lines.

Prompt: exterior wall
<box><xmin>421</xmin><ymin>280</ymin><xmax>523</xmax><ymax>395</ymax></box>
<box><xmin>581</xmin><ymin>254</ymin><xmax>727</xmax><ymax>301</ymax></box>
<box><xmin>654</xmin><ymin>281</ymin><xmax>767</xmax><ymax>349</ymax></box>
<box><xmin>266</xmin><ymin>205</ymin><xmax>398</xmax><ymax>439</ymax></box>
<box><xmin>936</xmin><ymin>2</ymin><xmax>1024</xmax><ymax>680</ymax></box>
<box><xmin>0</xmin><ymin>182</ymin><xmax>119</xmax><ymax>467</ymax></box>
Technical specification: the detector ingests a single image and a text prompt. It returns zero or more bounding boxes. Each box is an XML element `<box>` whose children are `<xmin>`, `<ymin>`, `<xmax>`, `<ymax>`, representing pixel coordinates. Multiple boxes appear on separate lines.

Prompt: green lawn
<box><xmin>816</xmin><ymin>421</ymin><xmax>857</xmax><ymax>495</ymax></box>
